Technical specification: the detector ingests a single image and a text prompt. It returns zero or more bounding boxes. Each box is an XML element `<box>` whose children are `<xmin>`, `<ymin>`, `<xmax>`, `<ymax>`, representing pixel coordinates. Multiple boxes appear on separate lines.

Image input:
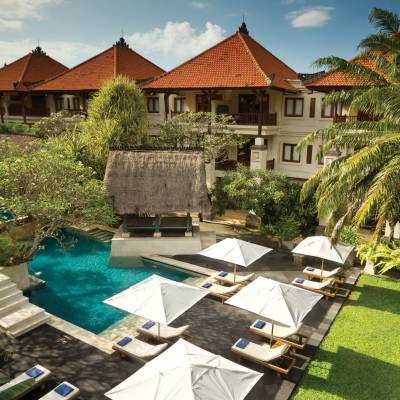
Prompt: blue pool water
<box><xmin>28</xmin><ymin>231</ymin><xmax>191</xmax><ymax>334</ymax></box>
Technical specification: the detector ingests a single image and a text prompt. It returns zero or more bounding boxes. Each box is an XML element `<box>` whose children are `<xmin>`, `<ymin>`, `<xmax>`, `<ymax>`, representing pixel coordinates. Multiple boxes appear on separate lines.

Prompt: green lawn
<box><xmin>293</xmin><ymin>274</ymin><xmax>400</xmax><ymax>400</ymax></box>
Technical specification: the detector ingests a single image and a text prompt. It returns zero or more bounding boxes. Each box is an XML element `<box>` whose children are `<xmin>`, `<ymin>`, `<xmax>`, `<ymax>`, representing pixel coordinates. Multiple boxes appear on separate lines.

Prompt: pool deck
<box><xmin>1</xmin><ymin>246</ymin><xmax>360</xmax><ymax>400</ymax></box>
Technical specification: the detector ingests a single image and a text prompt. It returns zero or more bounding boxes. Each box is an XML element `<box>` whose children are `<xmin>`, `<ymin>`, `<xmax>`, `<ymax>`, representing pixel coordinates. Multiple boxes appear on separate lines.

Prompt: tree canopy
<box><xmin>0</xmin><ymin>140</ymin><xmax>115</xmax><ymax>265</ymax></box>
<box><xmin>299</xmin><ymin>7</ymin><xmax>400</xmax><ymax>240</ymax></box>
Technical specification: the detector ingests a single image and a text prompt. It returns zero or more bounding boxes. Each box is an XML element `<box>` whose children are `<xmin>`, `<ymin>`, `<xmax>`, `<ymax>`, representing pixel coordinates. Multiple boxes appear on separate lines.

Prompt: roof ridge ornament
<box><xmin>115</xmin><ymin>37</ymin><xmax>129</xmax><ymax>48</ymax></box>
<box><xmin>238</xmin><ymin>21</ymin><xmax>249</xmax><ymax>35</ymax></box>
<box><xmin>31</xmin><ymin>46</ymin><xmax>46</xmax><ymax>56</ymax></box>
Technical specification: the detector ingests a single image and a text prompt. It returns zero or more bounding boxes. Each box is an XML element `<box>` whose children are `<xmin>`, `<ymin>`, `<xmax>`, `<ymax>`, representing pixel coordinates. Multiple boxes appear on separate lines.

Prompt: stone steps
<box><xmin>0</xmin><ymin>303</ymin><xmax>47</xmax><ymax>333</ymax></box>
<box><xmin>0</xmin><ymin>274</ymin><xmax>12</xmax><ymax>289</ymax></box>
<box><xmin>0</xmin><ymin>296</ymin><xmax>28</xmax><ymax>317</ymax></box>
<box><xmin>8</xmin><ymin>313</ymin><xmax>50</xmax><ymax>338</ymax></box>
<box><xmin>0</xmin><ymin>283</ymin><xmax>18</xmax><ymax>298</ymax></box>
<box><xmin>0</xmin><ymin>290</ymin><xmax>24</xmax><ymax>308</ymax></box>
<box><xmin>87</xmin><ymin>228</ymin><xmax>114</xmax><ymax>242</ymax></box>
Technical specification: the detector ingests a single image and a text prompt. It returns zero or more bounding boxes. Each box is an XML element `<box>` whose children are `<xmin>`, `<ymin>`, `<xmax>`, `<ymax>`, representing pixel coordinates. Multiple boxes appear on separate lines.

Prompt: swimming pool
<box><xmin>28</xmin><ymin>230</ymin><xmax>192</xmax><ymax>334</ymax></box>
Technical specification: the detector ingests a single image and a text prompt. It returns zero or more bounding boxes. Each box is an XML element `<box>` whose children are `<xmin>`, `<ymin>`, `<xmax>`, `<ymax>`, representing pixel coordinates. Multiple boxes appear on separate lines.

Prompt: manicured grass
<box><xmin>293</xmin><ymin>274</ymin><xmax>400</xmax><ymax>400</ymax></box>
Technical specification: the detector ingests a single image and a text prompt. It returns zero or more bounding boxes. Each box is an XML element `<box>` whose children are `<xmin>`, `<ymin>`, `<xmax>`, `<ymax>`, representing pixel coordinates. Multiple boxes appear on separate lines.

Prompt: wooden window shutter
<box><xmin>309</xmin><ymin>98</ymin><xmax>316</xmax><ymax>118</ymax></box>
<box><xmin>306</xmin><ymin>145</ymin><xmax>313</xmax><ymax>164</ymax></box>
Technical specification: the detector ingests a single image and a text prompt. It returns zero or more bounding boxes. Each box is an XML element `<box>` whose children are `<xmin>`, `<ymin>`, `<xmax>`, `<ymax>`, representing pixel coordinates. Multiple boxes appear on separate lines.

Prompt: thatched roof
<box><xmin>104</xmin><ymin>148</ymin><xmax>211</xmax><ymax>215</ymax></box>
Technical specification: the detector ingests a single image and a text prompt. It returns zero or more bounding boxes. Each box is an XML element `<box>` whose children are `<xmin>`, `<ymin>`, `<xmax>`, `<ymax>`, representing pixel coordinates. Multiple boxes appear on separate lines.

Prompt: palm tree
<box><xmin>299</xmin><ymin>7</ymin><xmax>400</xmax><ymax>241</ymax></box>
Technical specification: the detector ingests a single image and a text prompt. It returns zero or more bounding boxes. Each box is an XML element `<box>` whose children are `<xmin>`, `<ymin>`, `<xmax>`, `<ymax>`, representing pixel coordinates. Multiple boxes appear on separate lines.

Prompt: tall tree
<box><xmin>299</xmin><ymin>7</ymin><xmax>400</xmax><ymax>240</ymax></box>
<box><xmin>0</xmin><ymin>141</ymin><xmax>115</xmax><ymax>265</ymax></box>
<box><xmin>82</xmin><ymin>76</ymin><xmax>148</xmax><ymax>176</ymax></box>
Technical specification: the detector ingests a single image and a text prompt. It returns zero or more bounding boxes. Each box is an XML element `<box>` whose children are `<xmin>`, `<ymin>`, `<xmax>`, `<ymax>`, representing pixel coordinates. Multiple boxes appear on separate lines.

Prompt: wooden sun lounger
<box><xmin>231</xmin><ymin>339</ymin><xmax>295</xmax><ymax>376</ymax></box>
<box><xmin>212</xmin><ymin>271</ymin><xmax>255</xmax><ymax>286</ymax></box>
<box><xmin>197</xmin><ymin>279</ymin><xmax>241</xmax><ymax>301</ymax></box>
<box><xmin>250</xmin><ymin>320</ymin><xmax>308</xmax><ymax>350</ymax></box>
<box><xmin>302</xmin><ymin>266</ymin><xmax>345</xmax><ymax>282</ymax></box>
<box><xmin>113</xmin><ymin>336</ymin><xmax>168</xmax><ymax>363</ymax></box>
<box><xmin>137</xmin><ymin>322</ymin><xmax>190</xmax><ymax>344</ymax></box>
<box><xmin>292</xmin><ymin>277</ymin><xmax>350</xmax><ymax>299</ymax></box>
<box><xmin>39</xmin><ymin>382</ymin><xmax>80</xmax><ymax>400</ymax></box>
<box><xmin>0</xmin><ymin>365</ymin><xmax>51</xmax><ymax>400</ymax></box>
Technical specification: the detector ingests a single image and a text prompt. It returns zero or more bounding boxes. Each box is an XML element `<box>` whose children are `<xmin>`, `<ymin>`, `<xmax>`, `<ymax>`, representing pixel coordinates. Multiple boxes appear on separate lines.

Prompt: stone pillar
<box><xmin>164</xmin><ymin>93</ymin><xmax>170</xmax><ymax>121</ymax></box>
<box><xmin>121</xmin><ymin>215</ymin><xmax>130</xmax><ymax>238</ymax></box>
<box><xmin>324</xmin><ymin>149</ymin><xmax>341</xmax><ymax>166</ymax></box>
<box><xmin>250</xmin><ymin>137</ymin><xmax>268</xmax><ymax>170</ymax></box>
<box><xmin>0</xmin><ymin>93</ymin><xmax>4</xmax><ymax>123</ymax></box>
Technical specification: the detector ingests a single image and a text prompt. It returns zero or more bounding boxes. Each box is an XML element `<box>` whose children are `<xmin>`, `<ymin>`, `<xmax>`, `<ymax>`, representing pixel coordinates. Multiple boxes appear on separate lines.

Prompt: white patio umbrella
<box><xmin>198</xmin><ymin>238</ymin><xmax>272</xmax><ymax>283</ymax></box>
<box><xmin>103</xmin><ymin>274</ymin><xmax>207</xmax><ymax>337</ymax></box>
<box><xmin>292</xmin><ymin>236</ymin><xmax>354</xmax><ymax>279</ymax></box>
<box><xmin>225</xmin><ymin>276</ymin><xmax>322</xmax><ymax>346</ymax></box>
<box><xmin>105</xmin><ymin>338</ymin><xmax>263</xmax><ymax>400</ymax></box>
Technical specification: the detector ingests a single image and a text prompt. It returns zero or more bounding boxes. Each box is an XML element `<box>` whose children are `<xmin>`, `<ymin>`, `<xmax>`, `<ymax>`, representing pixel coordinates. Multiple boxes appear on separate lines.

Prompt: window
<box><xmin>306</xmin><ymin>145</ymin><xmax>313</xmax><ymax>164</ymax></box>
<box><xmin>309</xmin><ymin>98</ymin><xmax>316</xmax><ymax>118</ymax></box>
<box><xmin>55</xmin><ymin>97</ymin><xmax>64</xmax><ymax>111</ymax></box>
<box><xmin>147</xmin><ymin>97</ymin><xmax>159</xmax><ymax>113</ymax></box>
<box><xmin>285</xmin><ymin>98</ymin><xmax>303</xmax><ymax>117</ymax></box>
<box><xmin>72</xmin><ymin>97</ymin><xmax>80</xmax><ymax>110</ymax></box>
<box><xmin>282</xmin><ymin>143</ymin><xmax>300</xmax><ymax>163</ymax></box>
<box><xmin>174</xmin><ymin>97</ymin><xmax>185</xmax><ymax>112</ymax></box>
<box><xmin>321</xmin><ymin>101</ymin><xmax>342</xmax><ymax>118</ymax></box>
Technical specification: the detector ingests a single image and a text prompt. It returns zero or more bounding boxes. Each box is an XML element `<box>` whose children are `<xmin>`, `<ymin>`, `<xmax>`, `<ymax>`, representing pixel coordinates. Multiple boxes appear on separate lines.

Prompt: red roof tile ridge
<box><xmin>32</xmin><ymin>46</ymin><xmax>114</xmax><ymax>90</ymax></box>
<box><xmin>118</xmin><ymin>45</ymin><xmax>166</xmax><ymax>75</ymax></box>
<box><xmin>237</xmin><ymin>32</ymin><xmax>271</xmax><ymax>86</ymax></box>
<box><xmin>16</xmin><ymin>53</ymin><xmax>33</xmax><ymax>89</ymax></box>
<box><xmin>144</xmin><ymin>32</ymin><xmax>241</xmax><ymax>87</ymax></box>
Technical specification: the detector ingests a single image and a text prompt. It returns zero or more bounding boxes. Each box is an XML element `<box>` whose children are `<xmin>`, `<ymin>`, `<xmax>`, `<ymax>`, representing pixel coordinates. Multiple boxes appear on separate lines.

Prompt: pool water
<box><xmin>28</xmin><ymin>231</ymin><xmax>191</xmax><ymax>334</ymax></box>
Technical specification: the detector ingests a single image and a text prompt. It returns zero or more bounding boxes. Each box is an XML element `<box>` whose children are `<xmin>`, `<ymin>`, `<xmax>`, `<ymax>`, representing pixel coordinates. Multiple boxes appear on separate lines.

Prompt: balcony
<box><xmin>232</xmin><ymin>112</ymin><xmax>277</xmax><ymax>126</ymax></box>
<box><xmin>333</xmin><ymin>114</ymin><xmax>379</xmax><ymax>123</ymax></box>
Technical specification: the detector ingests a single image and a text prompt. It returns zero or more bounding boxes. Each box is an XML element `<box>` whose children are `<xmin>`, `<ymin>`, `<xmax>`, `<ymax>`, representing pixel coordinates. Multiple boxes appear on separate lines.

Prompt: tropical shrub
<box><xmin>0</xmin><ymin>122</ymin><xmax>29</xmax><ymax>134</ymax></box>
<box><xmin>31</xmin><ymin>111</ymin><xmax>82</xmax><ymax>138</ymax></box>
<box><xmin>0</xmin><ymin>234</ymin><xmax>18</xmax><ymax>265</ymax></box>
<box><xmin>81</xmin><ymin>76</ymin><xmax>148</xmax><ymax>177</ymax></box>
<box><xmin>213</xmin><ymin>165</ymin><xmax>318</xmax><ymax>240</ymax></box>
<box><xmin>155</xmin><ymin>112</ymin><xmax>247</xmax><ymax>162</ymax></box>
<box><xmin>299</xmin><ymin>7</ymin><xmax>400</xmax><ymax>240</ymax></box>
<box><xmin>338</xmin><ymin>225</ymin><xmax>361</xmax><ymax>246</ymax></box>
<box><xmin>357</xmin><ymin>241</ymin><xmax>400</xmax><ymax>274</ymax></box>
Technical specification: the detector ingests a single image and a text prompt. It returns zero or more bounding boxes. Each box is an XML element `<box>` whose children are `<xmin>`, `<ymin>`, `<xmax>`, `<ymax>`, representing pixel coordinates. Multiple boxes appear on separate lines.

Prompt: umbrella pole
<box><xmin>320</xmin><ymin>259</ymin><xmax>325</xmax><ymax>281</ymax></box>
<box><xmin>233</xmin><ymin>264</ymin><xmax>237</xmax><ymax>283</ymax></box>
<box><xmin>270</xmin><ymin>320</ymin><xmax>274</xmax><ymax>348</ymax></box>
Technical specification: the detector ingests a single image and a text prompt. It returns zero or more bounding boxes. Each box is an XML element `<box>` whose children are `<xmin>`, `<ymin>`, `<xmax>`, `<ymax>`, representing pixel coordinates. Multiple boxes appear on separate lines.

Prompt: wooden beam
<box><xmin>256</xmin><ymin>90</ymin><xmax>265</xmax><ymax>136</ymax></box>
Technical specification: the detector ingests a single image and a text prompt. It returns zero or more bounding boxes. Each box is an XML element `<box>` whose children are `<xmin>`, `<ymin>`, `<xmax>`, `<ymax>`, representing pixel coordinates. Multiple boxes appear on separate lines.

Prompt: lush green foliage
<box><xmin>338</xmin><ymin>225</ymin><xmax>361</xmax><ymax>246</ymax></box>
<box><xmin>0</xmin><ymin>141</ymin><xmax>115</xmax><ymax>265</ymax></box>
<box><xmin>299</xmin><ymin>8</ymin><xmax>400</xmax><ymax>240</ymax></box>
<box><xmin>294</xmin><ymin>275</ymin><xmax>400</xmax><ymax>400</ymax></box>
<box><xmin>0</xmin><ymin>122</ymin><xmax>29</xmax><ymax>134</ymax></box>
<box><xmin>212</xmin><ymin>165</ymin><xmax>317</xmax><ymax>240</ymax></box>
<box><xmin>154</xmin><ymin>112</ymin><xmax>247</xmax><ymax>162</ymax></box>
<box><xmin>357</xmin><ymin>241</ymin><xmax>400</xmax><ymax>274</ymax></box>
<box><xmin>81</xmin><ymin>76</ymin><xmax>148</xmax><ymax>176</ymax></box>
<box><xmin>31</xmin><ymin>111</ymin><xmax>82</xmax><ymax>138</ymax></box>
<box><xmin>0</xmin><ymin>233</ymin><xmax>18</xmax><ymax>265</ymax></box>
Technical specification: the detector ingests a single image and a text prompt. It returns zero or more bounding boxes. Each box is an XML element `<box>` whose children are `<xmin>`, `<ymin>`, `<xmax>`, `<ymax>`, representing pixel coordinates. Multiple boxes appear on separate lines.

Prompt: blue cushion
<box><xmin>295</xmin><ymin>277</ymin><xmax>305</xmax><ymax>284</ymax></box>
<box><xmin>55</xmin><ymin>383</ymin><xmax>74</xmax><ymax>397</ymax></box>
<box><xmin>142</xmin><ymin>320</ymin><xmax>156</xmax><ymax>330</ymax></box>
<box><xmin>254</xmin><ymin>320</ymin><xmax>266</xmax><ymax>329</ymax></box>
<box><xmin>25</xmin><ymin>367</ymin><xmax>44</xmax><ymax>378</ymax></box>
<box><xmin>202</xmin><ymin>282</ymin><xmax>212</xmax><ymax>289</ymax></box>
<box><xmin>218</xmin><ymin>271</ymin><xmax>228</xmax><ymax>277</ymax></box>
<box><xmin>117</xmin><ymin>336</ymin><xmax>132</xmax><ymax>347</ymax></box>
<box><xmin>236</xmin><ymin>339</ymin><xmax>250</xmax><ymax>349</ymax></box>
<box><xmin>305</xmin><ymin>266</ymin><xmax>315</xmax><ymax>272</ymax></box>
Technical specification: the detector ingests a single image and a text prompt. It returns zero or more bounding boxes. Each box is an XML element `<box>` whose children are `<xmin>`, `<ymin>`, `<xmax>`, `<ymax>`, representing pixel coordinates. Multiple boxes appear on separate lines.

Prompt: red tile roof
<box><xmin>305</xmin><ymin>58</ymin><xmax>377</xmax><ymax>89</ymax></box>
<box><xmin>33</xmin><ymin>39</ymin><xmax>165</xmax><ymax>92</ymax></box>
<box><xmin>0</xmin><ymin>47</ymin><xmax>68</xmax><ymax>92</ymax></box>
<box><xmin>144</xmin><ymin>32</ymin><xmax>298</xmax><ymax>91</ymax></box>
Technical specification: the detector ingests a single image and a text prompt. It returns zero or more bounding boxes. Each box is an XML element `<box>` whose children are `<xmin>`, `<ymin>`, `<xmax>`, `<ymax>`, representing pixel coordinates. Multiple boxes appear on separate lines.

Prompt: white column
<box><xmin>250</xmin><ymin>137</ymin><xmax>268</xmax><ymax>170</ymax></box>
<box><xmin>205</xmin><ymin>160</ymin><xmax>216</xmax><ymax>189</ymax></box>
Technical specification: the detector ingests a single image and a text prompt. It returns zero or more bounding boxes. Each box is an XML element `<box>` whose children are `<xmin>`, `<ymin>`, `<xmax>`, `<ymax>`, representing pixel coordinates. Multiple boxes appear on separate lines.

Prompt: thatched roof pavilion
<box><xmin>104</xmin><ymin>148</ymin><xmax>210</xmax><ymax>216</ymax></box>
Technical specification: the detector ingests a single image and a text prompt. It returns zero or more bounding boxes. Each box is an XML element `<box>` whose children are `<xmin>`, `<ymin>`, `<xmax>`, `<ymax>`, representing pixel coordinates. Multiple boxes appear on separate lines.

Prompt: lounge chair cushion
<box><xmin>294</xmin><ymin>277</ymin><xmax>305</xmax><ymax>284</ymax></box>
<box><xmin>251</xmin><ymin>320</ymin><xmax>301</xmax><ymax>339</ymax></box>
<box><xmin>218</xmin><ymin>271</ymin><xmax>228</xmax><ymax>277</ymax></box>
<box><xmin>54</xmin><ymin>384</ymin><xmax>74</xmax><ymax>397</ymax></box>
<box><xmin>137</xmin><ymin>323</ymin><xmax>189</xmax><ymax>340</ymax></box>
<box><xmin>202</xmin><ymin>282</ymin><xmax>212</xmax><ymax>289</ymax></box>
<box><xmin>26</xmin><ymin>367</ymin><xmax>44</xmax><ymax>378</ymax></box>
<box><xmin>117</xmin><ymin>337</ymin><xmax>132</xmax><ymax>347</ymax></box>
<box><xmin>233</xmin><ymin>340</ymin><xmax>289</xmax><ymax>363</ymax></box>
<box><xmin>142</xmin><ymin>320</ymin><xmax>156</xmax><ymax>330</ymax></box>
<box><xmin>254</xmin><ymin>320</ymin><xmax>266</xmax><ymax>329</ymax></box>
<box><xmin>236</xmin><ymin>339</ymin><xmax>250</xmax><ymax>349</ymax></box>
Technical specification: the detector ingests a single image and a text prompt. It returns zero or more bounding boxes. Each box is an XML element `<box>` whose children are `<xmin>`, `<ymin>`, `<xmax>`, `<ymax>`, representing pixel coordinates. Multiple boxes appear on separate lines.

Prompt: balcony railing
<box><xmin>333</xmin><ymin>114</ymin><xmax>379</xmax><ymax>123</ymax></box>
<box><xmin>232</xmin><ymin>112</ymin><xmax>277</xmax><ymax>126</ymax></box>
